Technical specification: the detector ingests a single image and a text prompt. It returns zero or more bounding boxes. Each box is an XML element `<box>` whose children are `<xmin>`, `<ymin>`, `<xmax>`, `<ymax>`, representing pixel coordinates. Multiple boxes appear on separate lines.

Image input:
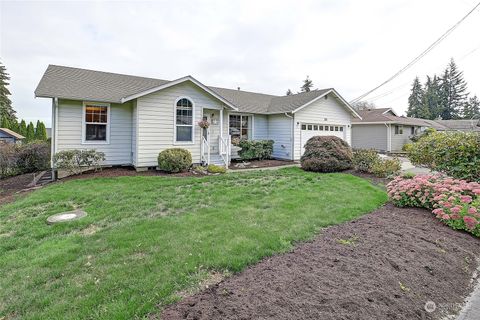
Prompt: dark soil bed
<box><xmin>0</xmin><ymin>173</ymin><xmax>35</xmax><ymax>205</ymax></box>
<box><xmin>229</xmin><ymin>159</ymin><xmax>295</xmax><ymax>170</ymax></box>
<box><xmin>161</xmin><ymin>203</ymin><xmax>480</xmax><ymax>320</ymax></box>
<box><xmin>59</xmin><ymin>166</ymin><xmax>204</xmax><ymax>182</ymax></box>
<box><xmin>346</xmin><ymin>169</ymin><xmax>391</xmax><ymax>189</ymax></box>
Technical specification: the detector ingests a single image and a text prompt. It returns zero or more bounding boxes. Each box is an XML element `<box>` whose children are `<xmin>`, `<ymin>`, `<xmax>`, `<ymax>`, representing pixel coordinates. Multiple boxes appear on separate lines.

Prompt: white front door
<box><xmin>202</xmin><ymin>114</ymin><xmax>210</xmax><ymax>142</ymax></box>
<box><xmin>300</xmin><ymin>123</ymin><xmax>346</xmax><ymax>155</ymax></box>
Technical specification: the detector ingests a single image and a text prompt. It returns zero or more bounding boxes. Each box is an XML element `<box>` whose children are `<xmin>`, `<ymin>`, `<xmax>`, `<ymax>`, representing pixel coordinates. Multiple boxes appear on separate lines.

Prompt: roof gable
<box><xmin>121</xmin><ymin>76</ymin><xmax>238</xmax><ymax>111</ymax></box>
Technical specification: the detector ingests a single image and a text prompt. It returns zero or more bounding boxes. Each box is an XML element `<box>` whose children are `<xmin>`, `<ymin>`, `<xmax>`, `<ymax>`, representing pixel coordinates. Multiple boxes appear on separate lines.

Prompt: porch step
<box><xmin>208</xmin><ymin>154</ymin><xmax>227</xmax><ymax>166</ymax></box>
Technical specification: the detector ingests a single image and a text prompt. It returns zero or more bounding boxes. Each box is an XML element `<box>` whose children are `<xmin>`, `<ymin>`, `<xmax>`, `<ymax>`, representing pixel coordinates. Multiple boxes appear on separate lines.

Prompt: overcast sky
<box><xmin>1</xmin><ymin>0</ymin><xmax>479</xmax><ymax>126</ymax></box>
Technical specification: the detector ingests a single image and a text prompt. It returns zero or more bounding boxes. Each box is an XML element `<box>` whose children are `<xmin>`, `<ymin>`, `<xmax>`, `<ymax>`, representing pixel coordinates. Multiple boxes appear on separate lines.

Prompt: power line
<box><xmin>350</xmin><ymin>1</ymin><xmax>480</xmax><ymax>103</ymax></box>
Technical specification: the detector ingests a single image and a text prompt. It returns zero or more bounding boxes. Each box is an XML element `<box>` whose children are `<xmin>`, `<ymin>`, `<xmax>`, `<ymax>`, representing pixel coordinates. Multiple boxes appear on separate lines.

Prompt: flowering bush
<box><xmin>387</xmin><ymin>174</ymin><xmax>480</xmax><ymax>237</ymax></box>
<box><xmin>198</xmin><ymin>120</ymin><xmax>210</xmax><ymax>129</ymax></box>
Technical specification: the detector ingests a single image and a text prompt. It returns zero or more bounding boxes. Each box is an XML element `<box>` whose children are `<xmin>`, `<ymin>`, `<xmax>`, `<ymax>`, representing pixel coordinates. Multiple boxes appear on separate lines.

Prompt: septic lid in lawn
<box><xmin>47</xmin><ymin>210</ymin><xmax>87</xmax><ymax>224</ymax></box>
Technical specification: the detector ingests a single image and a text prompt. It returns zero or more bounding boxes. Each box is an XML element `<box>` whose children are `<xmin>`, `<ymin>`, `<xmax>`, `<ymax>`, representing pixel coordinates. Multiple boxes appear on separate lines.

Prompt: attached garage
<box><xmin>300</xmin><ymin>123</ymin><xmax>346</xmax><ymax>155</ymax></box>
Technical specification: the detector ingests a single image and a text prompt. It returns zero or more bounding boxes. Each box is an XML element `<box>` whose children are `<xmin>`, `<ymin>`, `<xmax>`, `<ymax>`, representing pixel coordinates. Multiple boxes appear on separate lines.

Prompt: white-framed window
<box><xmin>83</xmin><ymin>102</ymin><xmax>110</xmax><ymax>144</ymax></box>
<box><xmin>175</xmin><ymin>97</ymin><xmax>194</xmax><ymax>143</ymax></box>
<box><xmin>229</xmin><ymin>114</ymin><xmax>252</xmax><ymax>140</ymax></box>
<box><xmin>395</xmin><ymin>125</ymin><xmax>403</xmax><ymax>135</ymax></box>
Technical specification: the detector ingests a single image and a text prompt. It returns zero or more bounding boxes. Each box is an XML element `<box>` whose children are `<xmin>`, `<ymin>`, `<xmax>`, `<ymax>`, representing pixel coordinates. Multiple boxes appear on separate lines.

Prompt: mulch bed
<box><xmin>346</xmin><ymin>169</ymin><xmax>391</xmax><ymax>189</ymax></box>
<box><xmin>161</xmin><ymin>203</ymin><xmax>480</xmax><ymax>320</ymax></box>
<box><xmin>229</xmin><ymin>159</ymin><xmax>296</xmax><ymax>170</ymax></box>
<box><xmin>59</xmin><ymin>166</ymin><xmax>204</xmax><ymax>182</ymax></box>
<box><xmin>0</xmin><ymin>173</ymin><xmax>36</xmax><ymax>205</ymax></box>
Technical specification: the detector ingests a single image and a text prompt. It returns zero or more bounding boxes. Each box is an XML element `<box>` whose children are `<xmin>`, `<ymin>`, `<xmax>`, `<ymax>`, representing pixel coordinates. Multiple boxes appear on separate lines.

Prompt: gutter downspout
<box><xmin>285</xmin><ymin>112</ymin><xmax>294</xmax><ymax>160</ymax></box>
<box><xmin>52</xmin><ymin>97</ymin><xmax>59</xmax><ymax>180</ymax></box>
<box><xmin>384</xmin><ymin>123</ymin><xmax>391</xmax><ymax>153</ymax></box>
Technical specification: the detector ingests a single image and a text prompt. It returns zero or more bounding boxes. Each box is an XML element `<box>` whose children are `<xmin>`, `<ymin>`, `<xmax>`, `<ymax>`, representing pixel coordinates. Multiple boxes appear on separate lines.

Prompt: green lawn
<box><xmin>0</xmin><ymin>167</ymin><xmax>387</xmax><ymax>319</ymax></box>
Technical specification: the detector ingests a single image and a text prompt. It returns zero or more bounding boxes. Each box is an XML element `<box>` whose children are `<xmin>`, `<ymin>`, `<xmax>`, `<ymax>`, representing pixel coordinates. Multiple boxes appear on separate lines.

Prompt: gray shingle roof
<box><xmin>0</xmin><ymin>128</ymin><xmax>25</xmax><ymax>139</ymax></box>
<box><xmin>352</xmin><ymin>108</ymin><xmax>431</xmax><ymax>126</ymax></box>
<box><xmin>432</xmin><ymin>119</ymin><xmax>480</xmax><ymax>131</ymax></box>
<box><xmin>35</xmin><ymin>65</ymin><xmax>342</xmax><ymax>115</ymax></box>
<box><xmin>35</xmin><ymin>65</ymin><xmax>169</xmax><ymax>103</ymax></box>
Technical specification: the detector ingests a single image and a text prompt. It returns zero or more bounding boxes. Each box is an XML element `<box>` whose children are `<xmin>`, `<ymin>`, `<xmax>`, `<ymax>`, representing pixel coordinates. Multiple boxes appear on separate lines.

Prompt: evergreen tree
<box><xmin>407</xmin><ymin>77</ymin><xmax>426</xmax><ymax>118</ymax></box>
<box><xmin>439</xmin><ymin>58</ymin><xmax>468</xmax><ymax>119</ymax></box>
<box><xmin>19</xmin><ymin>119</ymin><xmax>27</xmax><ymax>136</ymax></box>
<box><xmin>286</xmin><ymin>89</ymin><xmax>293</xmax><ymax>96</ymax></box>
<box><xmin>1</xmin><ymin>116</ymin><xmax>10</xmax><ymax>128</ymax></box>
<box><xmin>35</xmin><ymin>120</ymin><xmax>47</xmax><ymax>141</ymax></box>
<box><xmin>423</xmin><ymin>75</ymin><xmax>443</xmax><ymax>119</ymax></box>
<box><xmin>9</xmin><ymin>119</ymin><xmax>19</xmax><ymax>133</ymax></box>
<box><xmin>26</xmin><ymin>121</ymin><xmax>35</xmax><ymax>141</ymax></box>
<box><xmin>0</xmin><ymin>62</ymin><xmax>17</xmax><ymax>123</ymax></box>
<box><xmin>300</xmin><ymin>76</ymin><xmax>313</xmax><ymax>92</ymax></box>
<box><xmin>463</xmin><ymin>95</ymin><xmax>480</xmax><ymax>119</ymax></box>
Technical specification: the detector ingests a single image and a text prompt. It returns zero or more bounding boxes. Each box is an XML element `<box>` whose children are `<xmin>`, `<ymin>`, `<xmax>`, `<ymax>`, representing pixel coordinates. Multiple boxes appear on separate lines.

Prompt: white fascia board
<box><xmin>120</xmin><ymin>76</ymin><xmax>238</xmax><ymax>111</ymax></box>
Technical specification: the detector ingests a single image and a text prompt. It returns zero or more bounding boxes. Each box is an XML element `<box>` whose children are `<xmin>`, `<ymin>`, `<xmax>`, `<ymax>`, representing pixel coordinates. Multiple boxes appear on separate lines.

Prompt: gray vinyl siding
<box><xmin>293</xmin><ymin>93</ymin><xmax>352</xmax><ymax>160</ymax></box>
<box><xmin>136</xmin><ymin>82</ymin><xmax>224</xmax><ymax>167</ymax></box>
<box><xmin>268</xmin><ymin>114</ymin><xmax>293</xmax><ymax>160</ymax></box>
<box><xmin>352</xmin><ymin>124</ymin><xmax>388</xmax><ymax>151</ymax></box>
<box><xmin>56</xmin><ymin>99</ymin><xmax>133</xmax><ymax>165</ymax></box>
<box><xmin>391</xmin><ymin>125</ymin><xmax>415</xmax><ymax>151</ymax></box>
<box><xmin>253</xmin><ymin>114</ymin><xmax>268</xmax><ymax>140</ymax></box>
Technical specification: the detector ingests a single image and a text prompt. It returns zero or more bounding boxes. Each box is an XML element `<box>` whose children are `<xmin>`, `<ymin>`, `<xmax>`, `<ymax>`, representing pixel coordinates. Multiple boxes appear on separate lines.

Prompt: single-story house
<box><xmin>351</xmin><ymin>108</ymin><xmax>431</xmax><ymax>152</ymax></box>
<box><xmin>35</xmin><ymin>65</ymin><xmax>361</xmax><ymax>169</ymax></box>
<box><xmin>423</xmin><ymin>119</ymin><xmax>480</xmax><ymax>132</ymax></box>
<box><xmin>0</xmin><ymin>128</ymin><xmax>25</xmax><ymax>144</ymax></box>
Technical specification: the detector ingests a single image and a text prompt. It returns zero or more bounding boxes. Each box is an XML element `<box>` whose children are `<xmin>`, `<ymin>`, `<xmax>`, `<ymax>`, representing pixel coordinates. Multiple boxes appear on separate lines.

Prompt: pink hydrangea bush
<box><xmin>387</xmin><ymin>174</ymin><xmax>480</xmax><ymax>237</ymax></box>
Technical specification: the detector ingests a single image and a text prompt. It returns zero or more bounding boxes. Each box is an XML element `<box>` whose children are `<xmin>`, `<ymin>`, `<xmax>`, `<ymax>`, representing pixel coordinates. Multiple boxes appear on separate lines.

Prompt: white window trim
<box><xmin>173</xmin><ymin>96</ymin><xmax>195</xmax><ymax>145</ymax></box>
<box><xmin>82</xmin><ymin>101</ymin><xmax>111</xmax><ymax>145</ymax></box>
<box><xmin>227</xmin><ymin>113</ymin><xmax>254</xmax><ymax>140</ymax></box>
<box><xmin>395</xmin><ymin>125</ymin><xmax>404</xmax><ymax>135</ymax></box>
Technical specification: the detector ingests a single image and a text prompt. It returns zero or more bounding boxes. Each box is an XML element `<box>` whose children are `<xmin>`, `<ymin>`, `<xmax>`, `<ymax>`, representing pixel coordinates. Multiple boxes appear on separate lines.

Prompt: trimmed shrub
<box><xmin>371</xmin><ymin>158</ymin><xmax>401</xmax><ymax>178</ymax></box>
<box><xmin>300</xmin><ymin>136</ymin><xmax>353</xmax><ymax>172</ymax></box>
<box><xmin>54</xmin><ymin>149</ymin><xmax>105</xmax><ymax>175</ymax></box>
<box><xmin>0</xmin><ymin>142</ymin><xmax>18</xmax><ymax>178</ymax></box>
<box><xmin>238</xmin><ymin>140</ymin><xmax>274</xmax><ymax>160</ymax></box>
<box><xmin>207</xmin><ymin>164</ymin><xmax>226</xmax><ymax>174</ymax></box>
<box><xmin>407</xmin><ymin>131</ymin><xmax>480</xmax><ymax>182</ymax></box>
<box><xmin>0</xmin><ymin>141</ymin><xmax>50</xmax><ymax>178</ymax></box>
<box><xmin>158</xmin><ymin>148</ymin><xmax>192</xmax><ymax>173</ymax></box>
<box><xmin>16</xmin><ymin>141</ymin><xmax>50</xmax><ymax>174</ymax></box>
<box><xmin>387</xmin><ymin>174</ymin><xmax>480</xmax><ymax>237</ymax></box>
<box><xmin>352</xmin><ymin>149</ymin><xmax>380</xmax><ymax>173</ymax></box>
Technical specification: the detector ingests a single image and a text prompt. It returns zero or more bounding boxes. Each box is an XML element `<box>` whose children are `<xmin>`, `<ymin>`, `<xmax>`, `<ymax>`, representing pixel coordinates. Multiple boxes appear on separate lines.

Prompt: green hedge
<box><xmin>158</xmin><ymin>148</ymin><xmax>192</xmax><ymax>173</ymax></box>
<box><xmin>407</xmin><ymin>131</ymin><xmax>480</xmax><ymax>182</ymax></box>
<box><xmin>238</xmin><ymin>140</ymin><xmax>274</xmax><ymax>160</ymax></box>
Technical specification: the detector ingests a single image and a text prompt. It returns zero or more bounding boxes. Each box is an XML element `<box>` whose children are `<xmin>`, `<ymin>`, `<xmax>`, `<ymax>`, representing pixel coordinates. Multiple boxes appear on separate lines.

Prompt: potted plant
<box><xmin>198</xmin><ymin>120</ymin><xmax>210</xmax><ymax>129</ymax></box>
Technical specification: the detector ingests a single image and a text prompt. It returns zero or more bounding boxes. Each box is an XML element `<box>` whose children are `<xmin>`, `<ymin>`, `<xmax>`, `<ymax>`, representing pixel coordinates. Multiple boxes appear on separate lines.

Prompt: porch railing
<box><xmin>219</xmin><ymin>135</ymin><xmax>231</xmax><ymax>167</ymax></box>
<box><xmin>201</xmin><ymin>136</ymin><xmax>210</xmax><ymax>165</ymax></box>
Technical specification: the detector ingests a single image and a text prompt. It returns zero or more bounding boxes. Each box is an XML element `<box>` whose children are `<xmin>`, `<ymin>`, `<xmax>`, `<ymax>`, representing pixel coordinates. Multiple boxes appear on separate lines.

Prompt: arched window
<box><xmin>175</xmin><ymin>98</ymin><xmax>193</xmax><ymax>142</ymax></box>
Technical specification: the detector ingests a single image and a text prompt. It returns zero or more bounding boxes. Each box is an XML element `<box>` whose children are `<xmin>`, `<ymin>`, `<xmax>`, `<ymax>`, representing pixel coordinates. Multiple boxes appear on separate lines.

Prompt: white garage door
<box><xmin>300</xmin><ymin>123</ymin><xmax>346</xmax><ymax>155</ymax></box>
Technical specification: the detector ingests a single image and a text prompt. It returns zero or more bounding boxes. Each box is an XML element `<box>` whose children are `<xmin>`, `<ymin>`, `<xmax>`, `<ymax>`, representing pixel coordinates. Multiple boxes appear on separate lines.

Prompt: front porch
<box><xmin>200</xmin><ymin>108</ymin><xmax>234</xmax><ymax>167</ymax></box>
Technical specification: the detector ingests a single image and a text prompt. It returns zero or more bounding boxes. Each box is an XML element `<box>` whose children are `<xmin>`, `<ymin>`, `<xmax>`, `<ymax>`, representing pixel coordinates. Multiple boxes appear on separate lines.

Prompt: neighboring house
<box><xmin>351</xmin><ymin>108</ymin><xmax>431</xmax><ymax>152</ymax></box>
<box><xmin>0</xmin><ymin>128</ymin><xmax>25</xmax><ymax>144</ymax></box>
<box><xmin>46</xmin><ymin>128</ymin><xmax>52</xmax><ymax>139</ymax></box>
<box><xmin>35</xmin><ymin>65</ymin><xmax>361</xmax><ymax>169</ymax></box>
<box><xmin>423</xmin><ymin>119</ymin><xmax>480</xmax><ymax>132</ymax></box>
